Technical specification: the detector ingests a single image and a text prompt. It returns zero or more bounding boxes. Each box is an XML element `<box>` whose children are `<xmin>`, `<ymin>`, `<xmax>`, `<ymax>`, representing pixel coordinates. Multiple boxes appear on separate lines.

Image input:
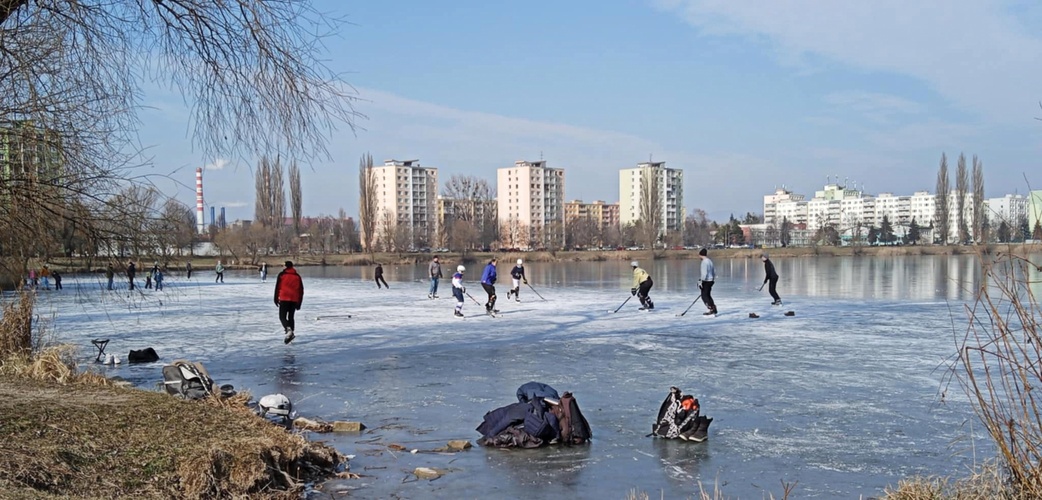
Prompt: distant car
<box><xmin>434</xmin><ymin>248</ymin><xmax>449</xmax><ymax>253</ymax></box>
<box><xmin>626</xmin><ymin>246</ymin><xmax>640</xmax><ymax>251</ymax></box>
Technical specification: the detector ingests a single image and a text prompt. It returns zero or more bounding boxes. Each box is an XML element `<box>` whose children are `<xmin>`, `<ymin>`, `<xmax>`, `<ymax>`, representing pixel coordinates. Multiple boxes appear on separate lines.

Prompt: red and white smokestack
<box><xmin>196</xmin><ymin>167</ymin><xmax>205</xmax><ymax>234</ymax></box>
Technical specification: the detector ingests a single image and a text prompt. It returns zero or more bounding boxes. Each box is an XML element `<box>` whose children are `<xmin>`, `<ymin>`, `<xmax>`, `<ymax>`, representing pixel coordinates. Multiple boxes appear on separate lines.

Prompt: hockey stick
<box><xmin>465</xmin><ymin>290</ymin><xmax>496</xmax><ymax>316</ymax></box>
<box><xmin>757</xmin><ymin>282</ymin><xmax>766</xmax><ymax>292</ymax></box>
<box><xmin>612</xmin><ymin>295</ymin><xmax>633</xmax><ymax>313</ymax></box>
<box><xmin>525</xmin><ymin>282</ymin><xmax>547</xmax><ymax>301</ymax></box>
<box><xmin>676</xmin><ymin>295</ymin><xmax>703</xmax><ymax>317</ymax></box>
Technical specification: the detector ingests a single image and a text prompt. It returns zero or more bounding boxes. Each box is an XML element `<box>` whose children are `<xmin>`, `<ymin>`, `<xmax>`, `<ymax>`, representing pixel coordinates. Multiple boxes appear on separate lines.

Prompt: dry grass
<box><xmin>0</xmin><ymin>377</ymin><xmax>343</xmax><ymax>498</ymax></box>
<box><xmin>882</xmin><ymin>464</ymin><xmax>1010</xmax><ymax>499</ymax></box>
<box><xmin>0</xmin><ymin>291</ymin><xmax>343</xmax><ymax>498</ymax></box>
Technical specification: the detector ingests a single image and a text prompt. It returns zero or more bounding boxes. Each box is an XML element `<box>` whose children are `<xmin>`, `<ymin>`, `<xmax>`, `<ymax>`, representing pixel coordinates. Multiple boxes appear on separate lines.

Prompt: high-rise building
<box><xmin>497</xmin><ymin>160</ymin><xmax>565</xmax><ymax>249</ymax></box>
<box><xmin>983</xmin><ymin>194</ymin><xmax>1028</xmax><ymax>228</ymax></box>
<box><xmin>763</xmin><ymin>188</ymin><xmax>805</xmax><ymax>225</ymax></box>
<box><xmin>618</xmin><ymin>161</ymin><xmax>683</xmax><ymax>235</ymax></box>
<box><xmin>372</xmin><ymin>159</ymin><xmax>438</xmax><ymax>250</ymax></box>
<box><xmin>564</xmin><ymin>200</ymin><xmax>620</xmax><ymax>230</ymax></box>
<box><xmin>0</xmin><ymin>120</ymin><xmax>62</xmax><ymax>182</ymax></box>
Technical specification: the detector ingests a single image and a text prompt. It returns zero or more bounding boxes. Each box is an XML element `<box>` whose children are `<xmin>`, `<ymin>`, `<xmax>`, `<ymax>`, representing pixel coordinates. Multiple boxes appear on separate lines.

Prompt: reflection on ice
<box><xmin>23</xmin><ymin>254</ymin><xmax>1006</xmax><ymax>498</ymax></box>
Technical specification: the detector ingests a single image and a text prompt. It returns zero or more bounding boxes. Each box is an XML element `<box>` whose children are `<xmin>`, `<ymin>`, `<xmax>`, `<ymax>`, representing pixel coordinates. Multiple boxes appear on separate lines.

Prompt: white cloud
<box><xmin>654</xmin><ymin>0</ymin><xmax>1042</xmax><ymax>123</ymax></box>
<box><xmin>205</xmin><ymin>158</ymin><xmax>230</xmax><ymax>171</ymax></box>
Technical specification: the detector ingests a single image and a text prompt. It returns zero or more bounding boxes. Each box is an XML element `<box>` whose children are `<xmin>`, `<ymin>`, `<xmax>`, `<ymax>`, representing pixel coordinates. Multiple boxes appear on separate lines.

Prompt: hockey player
<box><xmin>480</xmin><ymin>258</ymin><xmax>498</xmax><ymax>313</ymax></box>
<box><xmin>698</xmin><ymin>248</ymin><xmax>717</xmax><ymax>316</ymax></box>
<box><xmin>506</xmin><ymin>258</ymin><xmax>527</xmax><ymax>302</ymax></box>
<box><xmin>761</xmin><ymin>253</ymin><xmax>781</xmax><ymax>305</ymax></box>
<box><xmin>452</xmin><ymin>265</ymin><xmax>466</xmax><ymax>317</ymax></box>
<box><xmin>631</xmin><ymin>261</ymin><xmax>654</xmax><ymax>310</ymax></box>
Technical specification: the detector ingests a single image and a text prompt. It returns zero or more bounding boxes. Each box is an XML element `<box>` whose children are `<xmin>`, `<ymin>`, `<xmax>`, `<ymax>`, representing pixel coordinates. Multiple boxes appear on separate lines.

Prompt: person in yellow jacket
<box><xmin>630</xmin><ymin>261</ymin><xmax>654</xmax><ymax>310</ymax></box>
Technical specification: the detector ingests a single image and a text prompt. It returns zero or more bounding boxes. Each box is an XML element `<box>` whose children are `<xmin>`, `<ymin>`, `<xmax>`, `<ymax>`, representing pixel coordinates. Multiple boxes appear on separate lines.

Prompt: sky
<box><xmin>138</xmin><ymin>0</ymin><xmax>1042</xmax><ymax>223</ymax></box>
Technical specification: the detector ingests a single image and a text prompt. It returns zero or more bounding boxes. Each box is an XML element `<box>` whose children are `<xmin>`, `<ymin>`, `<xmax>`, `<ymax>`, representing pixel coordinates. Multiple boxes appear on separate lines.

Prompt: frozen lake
<box><xmin>27</xmin><ymin>255</ymin><xmax>1011</xmax><ymax>498</ymax></box>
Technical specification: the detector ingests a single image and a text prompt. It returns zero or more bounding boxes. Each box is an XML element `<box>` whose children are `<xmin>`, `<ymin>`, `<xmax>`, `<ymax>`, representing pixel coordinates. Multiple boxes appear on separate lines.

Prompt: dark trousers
<box><xmin>638</xmin><ymin>278</ymin><xmax>653</xmax><ymax>307</ymax></box>
<box><xmin>128</xmin><ymin>275</ymin><xmax>135</xmax><ymax>290</ymax></box>
<box><xmin>767</xmin><ymin>277</ymin><xmax>780</xmax><ymax>302</ymax></box>
<box><xmin>701</xmin><ymin>280</ymin><xmax>716</xmax><ymax>312</ymax></box>
<box><xmin>187</xmin><ymin>269</ymin><xmax>192</xmax><ymax>279</ymax></box>
<box><xmin>482</xmin><ymin>283</ymin><xmax>496</xmax><ymax>310</ymax></box>
<box><xmin>376</xmin><ymin>276</ymin><xmax>388</xmax><ymax>288</ymax></box>
<box><xmin>216</xmin><ymin>272</ymin><xmax>224</xmax><ymax>283</ymax></box>
<box><xmin>279</xmin><ymin>301</ymin><xmax>299</xmax><ymax>331</ymax></box>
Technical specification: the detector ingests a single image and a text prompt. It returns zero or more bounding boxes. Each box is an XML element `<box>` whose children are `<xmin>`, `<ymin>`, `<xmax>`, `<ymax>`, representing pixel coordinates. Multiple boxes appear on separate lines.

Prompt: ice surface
<box><xmin>24</xmin><ymin>256</ymin><xmax>996</xmax><ymax>498</ymax></box>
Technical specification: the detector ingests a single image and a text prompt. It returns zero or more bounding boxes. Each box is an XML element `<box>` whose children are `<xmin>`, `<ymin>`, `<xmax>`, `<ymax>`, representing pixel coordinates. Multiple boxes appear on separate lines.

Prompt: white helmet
<box><xmin>631</xmin><ymin>261</ymin><xmax>639</xmax><ymax>267</ymax></box>
<box><xmin>259</xmin><ymin>393</ymin><xmax>293</xmax><ymax>417</ymax></box>
<box><xmin>457</xmin><ymin>265</ymin><xmax>465</xmax><ymax>272</ymax></box>
<box><xmin>517</xmin><ymin>259</ymin><xmax>523</xmax><ymax>265</ymax></box>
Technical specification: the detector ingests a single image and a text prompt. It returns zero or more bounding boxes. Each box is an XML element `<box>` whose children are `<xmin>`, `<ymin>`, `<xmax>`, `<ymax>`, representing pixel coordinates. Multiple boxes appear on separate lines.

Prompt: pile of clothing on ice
<box><xmin>650</xmin><ymin>386</ymin><xmax>713</xmax><ymax>442</ymax></box>
<box><xmin>476</xmin><ymin>381</ymin><xmax>592</xmax><ymax>448</ymax></box>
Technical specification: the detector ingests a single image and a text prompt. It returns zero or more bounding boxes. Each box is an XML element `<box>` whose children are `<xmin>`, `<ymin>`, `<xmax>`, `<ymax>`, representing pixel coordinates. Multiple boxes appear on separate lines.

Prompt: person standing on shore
<box><xmin>274</xmin><ymin>261</ymin><xmax>304</xmax><ymax>344</ymax></box>
<box><xmin>105</xmin><ymin>264</ymin><xmax>114</xmax><ymax>290</ymax></box>
<box><xmin>452</xmin><ymin>265</ymin><xmax>466</xmax><ymax>317</ymax></box>
<box><xmin>480</xmin><ymin>258</ymin><xmax>498</xmax><ymax>313</ymax></box>
<box><xmin>631</xmin><ymin>261</ymin><xmax>654</xmax><ymax>310</ymax></box>
<box><xmin>761</xmin><ymin>253</ymin><xmax>781</xmax><ymax>305</ymax></box>
<box><xmin>506</xmin><ymin>259</ymin><xmax>527</xmax><ymax>302</ymax></box>
<box><xmin>215</xmin><ymin>261</ymin><xmax>225</xmax><ymax>283</ymax></box>
<box><xmin>375</xmin><ymin>263</ymin><xmax>389</xmax><ymax>289</ymax></box>
<box><xmin>698</xmin><ymin>248</ymin><xmax>717</xmax><ymax>316</ymax></box>
<box><xmin>260</xmin><ymin>262</ymin><xmax>268</xmax><ymax>282</ymax></box>
<box><xmin>127</xmin><ymin>260</ymin><xmax>136</xmax><ymax>290</ymax></box>
<box><xmin>428</xmin><ymin>256</ymin><xmax>443</xmax><ymax>299</ymax></box>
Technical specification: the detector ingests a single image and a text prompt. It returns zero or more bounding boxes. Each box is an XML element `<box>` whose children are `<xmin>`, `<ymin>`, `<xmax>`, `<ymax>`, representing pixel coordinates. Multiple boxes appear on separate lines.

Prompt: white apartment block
<box><xmin>763</xmin><ymin>188</ymin><xmax>805</xmax><ymax>225</ymax></box>
<box><xmin>984</xmin><ymin>194</ymin><xmax>1028</xmax><ymax>227</ymax></box>
<box><xmin>497</xmin><ymin>160</ymin><xmax>565</xmax><ymax>249</ymax></box>
<box><xmin>372</xmin><ymin>159</ymin><xmax>438</xmax><ymax>249</ymax></box>
<box><xmin>759</xmin><ymin>183</ymin><xmax>1004</xmax><ymax>243</ymax></box>
<box><xmin>909</xmin><ymin>191</ymin><xmax>935</xmax><ymax>227</ymax></box>
<box><xmin>873</xmin><ymin>193</ymin><xmax>911</xmax><ymax>226</ymax></box>
<box><xmin>618</xmin><ymin>161</ymin><xmax>684</xmax><ymax>234</ymax></box>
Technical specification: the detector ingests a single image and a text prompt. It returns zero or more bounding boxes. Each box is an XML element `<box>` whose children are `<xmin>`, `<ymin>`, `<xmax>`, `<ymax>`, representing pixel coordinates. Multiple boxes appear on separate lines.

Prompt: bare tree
<box><xmin>972</xmin><ymin>155</ymin><xmax>985</xmax><ymax>244</ymax></box>
<box><xmin>290</xmin><ymin>162</ymin><xmax>302</xmax><ymax>239</ymax></box>
<box><xmin>358</xmin><ymin>153</ymin><xmax>378</xmax><ymax>254</ymax></box>
<box><xmin>638</xmin><ymin>167</ymin><xmax>663</xmax><ymax>249</ymax></box>
<box><xmin>935</xmin><ymin>153</ymin><xmax>950</xmax><ymax>245</ymax></box>
<box><xmin>956</xmin><ymin>153</ymin><xmax>969</xmax><ymax>244</ymax></box>
<box><xmin>0</xmin><ymin>0</ymin><xmax>360</xmax><ymax>288</ymax></box>
<box><xmin>157</xmin><ymin>199</ymin><xmax>196</xmax><ymax>256</ymax></box>
<box><xmin>255</xmin><ymin>159</ymin><xmax>273</xmax><ymax>226</ymax></box>
<box><xmin>253</xmin><ymin>156</ymin><xmax>286</xmax><ymax>251</ymax></box>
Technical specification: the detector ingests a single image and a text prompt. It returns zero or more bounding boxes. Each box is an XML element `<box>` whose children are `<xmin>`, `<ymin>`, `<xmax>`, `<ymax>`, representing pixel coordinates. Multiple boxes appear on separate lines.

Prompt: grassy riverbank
<box><xmin>35</xmin><ymin>243</ymin><xmax>1031</xmax><ymax>274</ymax></box>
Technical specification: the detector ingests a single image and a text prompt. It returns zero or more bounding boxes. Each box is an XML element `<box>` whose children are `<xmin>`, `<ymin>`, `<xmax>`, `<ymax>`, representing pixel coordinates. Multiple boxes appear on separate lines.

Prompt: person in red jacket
<box><xmin>274</xmin><ymin>260</ymin><xmax>304</xmax><ymax>344</ymax></box>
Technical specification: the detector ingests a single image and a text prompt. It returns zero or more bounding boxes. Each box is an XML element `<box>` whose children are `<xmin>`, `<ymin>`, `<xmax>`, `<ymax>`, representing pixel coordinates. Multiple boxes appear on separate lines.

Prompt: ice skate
<box><xmin>454</xmin><ymin>310</ymin><xmax>464</xmax><ymax>317</ymax></box>
<box><xmin>284</xmin><ymin>329</ymin><xmax>295</xmax><ymax>344</ymax></box>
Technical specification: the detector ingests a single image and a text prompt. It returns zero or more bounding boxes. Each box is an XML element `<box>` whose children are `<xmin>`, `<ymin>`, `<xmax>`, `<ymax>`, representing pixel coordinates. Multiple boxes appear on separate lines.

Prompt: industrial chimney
<box><xmin>196</xmin><ymin>167</ymin><xmax>205</xmax><ymax>234</ymax></box>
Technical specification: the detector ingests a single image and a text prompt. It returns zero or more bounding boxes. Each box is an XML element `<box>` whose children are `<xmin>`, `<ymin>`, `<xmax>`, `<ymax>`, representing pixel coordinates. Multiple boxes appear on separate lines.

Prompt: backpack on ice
<box><xmin>651</xmin><ymin>387</ymin><xmax>712</xmax><ymax>441</ymax></box>
<box><xmin>550</xmin><ymin>392</ymin><xmax>592</xmax><ymax>445</ymax></box>
<box><xmin>128</xmin><ymin>347</ymin><xmax>159</xmax><ymax>364</ymax></box>
<box><xmin>162</xmin><ymin>360</ymin><xmax>215</xmax><ymax>400</ymax></box>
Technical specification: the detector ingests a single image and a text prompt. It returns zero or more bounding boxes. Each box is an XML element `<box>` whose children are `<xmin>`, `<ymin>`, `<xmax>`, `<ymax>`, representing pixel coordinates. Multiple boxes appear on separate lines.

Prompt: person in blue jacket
<box><xmin>481</xmin><ymin>258</ymin><xmax>498</xmax><ymax>313</ymax></box>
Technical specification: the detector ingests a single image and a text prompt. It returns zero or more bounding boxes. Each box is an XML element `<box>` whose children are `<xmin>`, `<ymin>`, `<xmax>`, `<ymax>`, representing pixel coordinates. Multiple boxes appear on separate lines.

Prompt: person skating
<box><xmin>452</xmin><ymin>265</ymin><xmax>466</xmax><ymax>317</ymax></box>
<box><xmin>761</xmin><ymin>253</ymin><xmax>781</xmax><ymax>305</ymax></box>
<box><xmin>374</xmin><ymin>263</ymin><xmax>389</xmax><ymax>289</ymax></box>
<box><xmin>507</xmin><ymin>259</ymin><xmax>527</xmax><ymax>302</ymax></box>
<box><xmin>185</xmin><ymin>260</ymin><xmax>193</xmax><ymax>279</ymax></box>
<box><xmin>260</xmin><ymin>262</ymin><xmax>268</xmax><ymax>282</ymax></box>
<box><xmin>154</xmin><ymin>267</ymin><xmax>164</xmax><ymax>291</ymax></box>
<box><xmin>127</xmin><ymin>260</ymin><xmax>136</xmax><ymax>290</ymax></box>
<box><xmin>428</xmin><ymin>256</ymin><xmax>443</xmax><ymax>299</ymax></box>
<box><xmin>145</xmin><ymin>264</ymin><xmax>154</xmax><ymax>289</ymax></box>
<box><xmin>39</xmin><ymin>266</ymin><xmax>51</xmax><ymax>290</ymax></box>
<box><xmin>481</xmin><ymin>258</ymin><xmax>498</xmax><ymax>313</ymax></box>
<box><xmin>215</xmin><ymin>261</ymin><xmax>225</xmax><ymax>283</ymax></box>
<box><xmin>698</xmin><ymin>248</ymin><xmax>717</xmax><ymax>316</ymax></box>
<box><xmin>53</xmin><ymin>271</ymin><xmax>62</xmax><ymax>291</ymax></box>
<box><xmin>274</xmin><ymin>261</ymin><xmax>304</xmax><ymax>344</ymax></box>
<box><xmin>630</xmin><ymin>261</ymin><xmax>654</xmax><ymax>310</ymax></box>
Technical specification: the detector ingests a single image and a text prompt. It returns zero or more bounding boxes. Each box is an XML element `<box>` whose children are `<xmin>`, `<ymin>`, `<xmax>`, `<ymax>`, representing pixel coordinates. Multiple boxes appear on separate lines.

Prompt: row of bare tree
<box><xmin>935</xmin><ymin>152</ymin><xmax>986</xmax><ymax>245</ymax></box>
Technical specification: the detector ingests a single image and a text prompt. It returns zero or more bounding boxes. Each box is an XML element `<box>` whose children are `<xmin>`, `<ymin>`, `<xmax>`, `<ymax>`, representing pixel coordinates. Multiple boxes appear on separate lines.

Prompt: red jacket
<box><xmin>275</xmin><ymin>267</ymin><xmax>304</xmax><ymax>304</ymax></box>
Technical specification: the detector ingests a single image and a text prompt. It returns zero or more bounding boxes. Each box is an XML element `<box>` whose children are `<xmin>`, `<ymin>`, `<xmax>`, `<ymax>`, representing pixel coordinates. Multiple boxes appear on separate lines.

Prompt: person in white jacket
<box><xmin>452</xmin><ymin>265</ymin><xmax>466</xmax><ymax>317</ymax></box>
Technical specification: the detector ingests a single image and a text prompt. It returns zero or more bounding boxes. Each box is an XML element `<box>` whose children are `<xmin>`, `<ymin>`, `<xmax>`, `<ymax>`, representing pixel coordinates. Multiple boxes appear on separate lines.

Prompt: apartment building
<box><xmin>618</xmin><ymin>161</ymin><xmax>683</xmax><ymax>234</ymax></box>
<box><xmin>371</xmin><ymin>159</ymin><xmax>438</xmax><ymax>249</ymax></box>
<box><xmin>564</xmin><ymin>200</ymin><xmax>620</xmax><ymax>230</ymax></box>
<box><xmin>497</xmin><ymin>160</ymin><xmax>565</xmax><ymax>249</ymax></box>
<box><xmin>763</xmin><ymin>188</ymin><xmax>805</xmax><ymax>225</ymax></box>
<box><xmin>1</xmin><ymin>120</ymin><xmax>62</xmax><ymax>181</ymax></box>
<box><xmin>984</xmin><ymin>194</ymin><xmax>1028</xmax><ymax>228</ymax></box>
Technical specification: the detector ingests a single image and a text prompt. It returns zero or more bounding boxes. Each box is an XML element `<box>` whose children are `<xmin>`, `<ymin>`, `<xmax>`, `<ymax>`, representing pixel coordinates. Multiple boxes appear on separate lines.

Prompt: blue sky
<box><xmin>141</xmin><ymin>0</ymin><xmax>1042</xmax><ymax>223</ymax></box>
